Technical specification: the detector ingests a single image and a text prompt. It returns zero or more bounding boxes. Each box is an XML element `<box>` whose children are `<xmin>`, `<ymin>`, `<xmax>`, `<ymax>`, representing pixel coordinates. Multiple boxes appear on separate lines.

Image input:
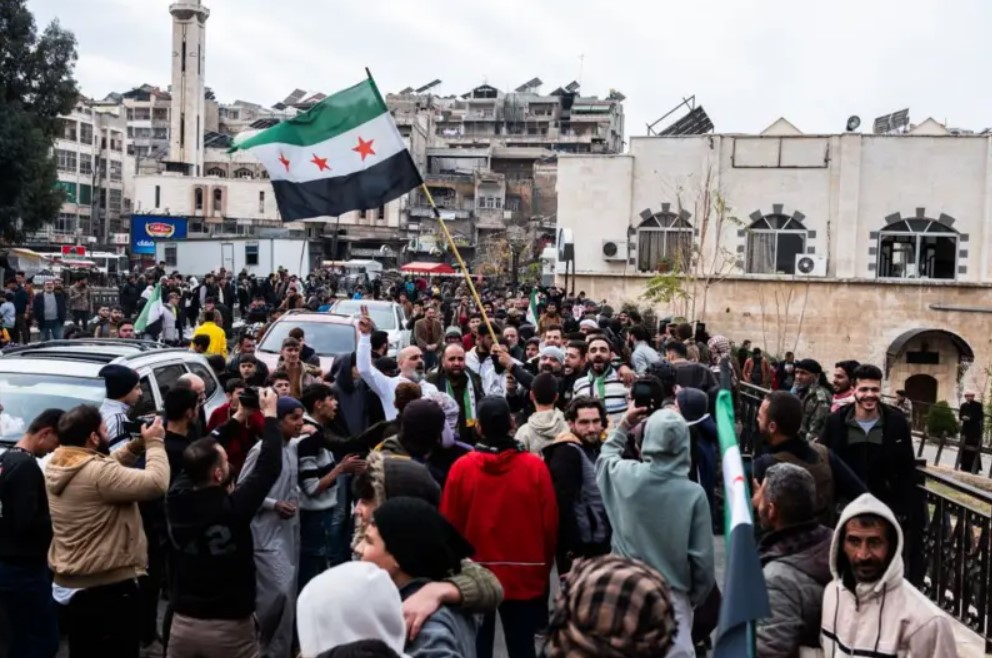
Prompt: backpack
<box><xmin>560</xmin><ymin>443</ymin><xmax>610</xmax><ymax>545</ymax></box>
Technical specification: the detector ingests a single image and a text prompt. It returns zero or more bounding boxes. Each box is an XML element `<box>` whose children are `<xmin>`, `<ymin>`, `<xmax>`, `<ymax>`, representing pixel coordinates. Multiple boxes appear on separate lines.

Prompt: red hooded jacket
<box><xmin>441</xmin><ymin>447</ymin><xmax>558</xmax><ymax>601</ymax></box>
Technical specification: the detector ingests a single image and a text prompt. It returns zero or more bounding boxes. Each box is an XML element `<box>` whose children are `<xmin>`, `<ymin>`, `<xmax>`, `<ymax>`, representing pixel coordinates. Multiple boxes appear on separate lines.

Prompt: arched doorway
<box><xmin>886</xmin><ymin>328</ymin><xmax>974</xmax><ymax>407</ymax></box>
<box><xmin>904</xmin><ymin>374</ymin><xmax>937</xmax><ymax>429</ymax></box>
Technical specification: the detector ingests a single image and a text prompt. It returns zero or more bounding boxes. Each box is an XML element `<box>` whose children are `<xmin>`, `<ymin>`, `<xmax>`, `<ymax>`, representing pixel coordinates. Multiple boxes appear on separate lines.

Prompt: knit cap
<box><xmin>98</xmin><ymin>364</ymin><xmax>139</xmax><ymax>400</ymax></box>
<box><xmin>539</xmin><ymin>346</ymin><xmax>565</xmax><ymax>363</ymax></box>
<box><xmin>277</xmin><ymin>396</ymin><xmax>304</xmax><ymax>418</ymax></box>
<box><xmin>372</xmin><ymin>497</ymin><xmax>473</xmax><ymax>581</ymax></box>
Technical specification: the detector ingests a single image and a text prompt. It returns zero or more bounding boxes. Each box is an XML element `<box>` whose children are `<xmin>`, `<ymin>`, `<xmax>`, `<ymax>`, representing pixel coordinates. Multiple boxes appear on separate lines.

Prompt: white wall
<box><xmin>156</xmin><ymin>238</ymin><xmax>312</xmax><ymax>277</ymax></box>
<box><xmin>558</xmin><ymin>133</ymin><xmax>992</xmax><ymax>284</ymax></box>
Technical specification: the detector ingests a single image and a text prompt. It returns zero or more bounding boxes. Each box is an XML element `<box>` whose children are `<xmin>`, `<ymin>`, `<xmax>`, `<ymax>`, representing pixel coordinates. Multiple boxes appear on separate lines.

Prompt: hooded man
<box><xmin>516</xmin><ymin>373</ymin><xmax>568</xmax><ymax>455</ymax></box>
<box><xmin>166</xmin><ymin>388</ymin><xmax>284</xmax><ymax>658</ymax></box>
<box><xmin>541</xmin><ymin>396</ymin><xmax>611</xmax><ymax>575</ymax></box>
<box><xmin>441</xmin><ymin>397</ymin><xmax>557</xmax><ymax>658</ymax></box>
<box><xmin>820</xmin><ymin>494</ymin><xmax>958</xmax><ymax>657</ymax></box>
<box><xmin>675</xmin><ymin>387</ymin><xmax>719</xmax><ymax>529</ymax></box>
<box><xmin>329</xmin><ymin>351</ymin><xmax>383</xmax><ymax>438</ymax></box>
<box><xmin>753</xmin><ymin>463</ymin><xmax>833</xmax><ymax>658</ymax></box>
<box><xmin>596</xmin><ymin>406</ymin><xmax>715</xmax><ymax>658</ymax></box>
<box><xmin>237</xmin><ymin>395</ymin><xmax>306</xmax><ymax>658</ymax></box>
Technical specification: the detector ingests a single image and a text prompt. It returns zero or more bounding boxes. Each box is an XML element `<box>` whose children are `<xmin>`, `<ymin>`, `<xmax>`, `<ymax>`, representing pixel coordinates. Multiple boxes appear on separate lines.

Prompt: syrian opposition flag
<box><xmin>712</xmin><ymin>380</ymin><xmax>769</xmax><ymax>658</ymax></box>
<box><xmin>230</xmin><ymin>77</ymin><xmax>423</xmax><ymax>220</ymax></box>
<box><xmin>134</xmin><ymin>283</ymin><xmax>164</xmax><ymax>334</ymax></box>
<box><xmin>526</xmin><ymin>288</ymin><xmax>539</xmax><ymax>325</ymax></box>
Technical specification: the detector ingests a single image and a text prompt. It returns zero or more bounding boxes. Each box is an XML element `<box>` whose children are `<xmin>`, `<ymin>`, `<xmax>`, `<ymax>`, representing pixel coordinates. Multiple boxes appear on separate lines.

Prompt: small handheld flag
<box><xmin>712</xmin><ymin>358</ymin><xmax>770</xmax><ymax>658</ymax></box>
<box><xmin>134</xmin><ymin>283</ymin><xmax>164</xmax><ymax>334</ymax></box>
<box><xmin>230</xmin><ymin>76</ymin><xmax>422</xmax><ymax>221</ymax></box>
<box><xmin>526</xmin><ymin>288</ymin><xmax>539</xmax><ymax>325</ymax></box>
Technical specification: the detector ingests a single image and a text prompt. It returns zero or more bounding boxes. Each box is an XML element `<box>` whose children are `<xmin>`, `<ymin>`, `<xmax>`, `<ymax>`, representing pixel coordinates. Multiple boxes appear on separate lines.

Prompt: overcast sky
<box><xmin>29</xmin><ymin>0</ymin><xmax>992</xmax><ymax>142</ymax></box>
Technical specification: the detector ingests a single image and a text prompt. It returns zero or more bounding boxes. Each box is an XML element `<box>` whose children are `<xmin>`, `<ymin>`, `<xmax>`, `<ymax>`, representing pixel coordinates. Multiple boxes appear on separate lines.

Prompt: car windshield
<box><xmin>332</xmin><ymin>301</ymin><xmax>396</xmax><ymax>330</ymax></box>
<box><xmin>258</xmin><ymin>321</ymin><xmax>357</xmax><ymax>355</ymax></box>
<box><xmin>0</xmin><ymin>374</ymin><xmax>105</xmax><ymax>444</ymax></box>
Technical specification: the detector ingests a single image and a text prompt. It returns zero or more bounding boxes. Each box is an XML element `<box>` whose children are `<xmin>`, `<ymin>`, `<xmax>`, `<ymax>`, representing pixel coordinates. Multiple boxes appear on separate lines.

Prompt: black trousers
<box><xmin>67</xmin><ymin>579</ymin><xmax>141</xmax><ymax>658</ymax></box>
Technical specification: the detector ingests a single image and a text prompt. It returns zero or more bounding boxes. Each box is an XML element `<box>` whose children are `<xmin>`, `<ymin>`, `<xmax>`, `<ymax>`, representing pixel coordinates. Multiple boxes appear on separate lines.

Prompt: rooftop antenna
<box><xmin>578</xmin><ymin>54</ymin><xmax>585</xmax><ymax>88</ymax></box>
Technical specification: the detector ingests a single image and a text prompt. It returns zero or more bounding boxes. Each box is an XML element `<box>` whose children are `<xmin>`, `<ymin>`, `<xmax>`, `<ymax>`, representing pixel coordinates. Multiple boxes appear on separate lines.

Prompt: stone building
<box><xmin>556</xmin><ymin>118</ymin><xmax>992</xmax><ymax>405</ymax></box>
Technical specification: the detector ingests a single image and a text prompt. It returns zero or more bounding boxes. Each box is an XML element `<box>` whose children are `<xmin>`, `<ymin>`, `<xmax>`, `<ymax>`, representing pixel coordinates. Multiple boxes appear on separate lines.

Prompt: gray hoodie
<box><xmin>515</xmin><ymin>408</ymin><xmax>569</xmax><ymax>455</ymax></box>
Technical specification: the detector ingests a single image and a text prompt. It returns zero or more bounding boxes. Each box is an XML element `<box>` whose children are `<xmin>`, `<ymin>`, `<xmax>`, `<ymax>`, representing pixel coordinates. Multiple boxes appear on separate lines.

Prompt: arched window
<box><xmin>194</xmin><ymin>187</ymin><xmax>204</xmax><ymax>212</ymax></box>
<box><xmin>206</xmin><ymin>167</ymin><xmax>226</xmax><ymax>178</ymax></box>
<box><xmin>260</xmin><ymin>170</ymin><xmax>269</xmax><ymax>180</ymax></box>
<box><xmin>877</xmin><ymin>217</ymin><xmax>957</xmax><ymax>280</ymax></box>
<box><xmin>234</xmin><ymin>168</ymin><xmax>254</xmax><ymax>179</ymax></box>
<box><xmin>212</xmin><ymin>188</ymin><xmax>223</xmax><ymax>212</ymax></box>
<box><xmin>746</xmin><ymin>214</ymin><xmax>807</xmax><ymax>274</ymax></box>
<box><xmin>636</xmin><ymin>211</ymin><xmax>693</xmax><ymax>272</ymax></box>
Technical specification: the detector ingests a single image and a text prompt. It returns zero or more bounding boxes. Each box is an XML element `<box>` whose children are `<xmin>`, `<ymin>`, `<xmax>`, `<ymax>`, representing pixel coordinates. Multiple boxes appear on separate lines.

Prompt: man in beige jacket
<box><xmin>45</xmin><ymin>404</ymin><xmax>168</xmax><ymax>658</ymax></box>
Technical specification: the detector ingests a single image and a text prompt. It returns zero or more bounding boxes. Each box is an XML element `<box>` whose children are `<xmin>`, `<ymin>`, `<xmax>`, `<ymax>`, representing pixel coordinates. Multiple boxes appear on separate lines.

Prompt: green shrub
<box><xmin>926</xmin><ymin>401</ymin><xmax>960</xmax><ymax>437</ymax></box>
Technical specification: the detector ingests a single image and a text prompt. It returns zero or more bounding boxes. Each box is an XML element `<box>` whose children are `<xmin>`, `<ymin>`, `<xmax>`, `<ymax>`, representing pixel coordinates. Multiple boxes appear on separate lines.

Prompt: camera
<box><xmin>239</xmin><ymin>387</ymin><xmax>260</xmax><ymax>409</ymax></box>
<box><xmin>631</xmin><ymin>377</ymin><xmax>663</xmax><ymax>414</ymax></box>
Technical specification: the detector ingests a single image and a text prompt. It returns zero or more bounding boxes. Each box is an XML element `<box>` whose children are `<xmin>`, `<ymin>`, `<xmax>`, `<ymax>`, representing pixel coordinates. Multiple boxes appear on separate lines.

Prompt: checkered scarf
<box><xmin>546</xmin><ymin>555</ymin><xmax>677</xmax><ymax>658</ymax></box>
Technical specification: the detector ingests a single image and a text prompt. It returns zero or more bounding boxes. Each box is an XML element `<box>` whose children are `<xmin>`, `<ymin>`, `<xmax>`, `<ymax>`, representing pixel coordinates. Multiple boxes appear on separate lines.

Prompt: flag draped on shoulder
<box><xmin>712</xmin><ymin>370</ymin><xmax>770</xmax><ymax>658</ymax></box>
<box><xmin>526</xmin><ymin>288</ymin><xmax>539</xmax><ymax>325</ymax></box>
<box><xmin>229</xmin><ymin>77</ymin><xmax>423</xmax><ymax>221</ymax></box>
<box><xmin>134</xmin><ymin>283</ymin><xmax>164</xmax><ymax>334</ymax></box>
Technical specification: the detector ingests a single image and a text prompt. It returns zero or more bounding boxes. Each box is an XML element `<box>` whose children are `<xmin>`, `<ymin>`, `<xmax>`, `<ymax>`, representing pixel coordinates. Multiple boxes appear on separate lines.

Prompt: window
<box><xmin>245</xmin><ymin>242</ymin><xmax>259</xmax><ymax>265</ymax></box>
<box><xmin>60</xmin><ymin>119</ymin><xmax>77</xmax><ymax>141</ymax></box>
<box><xmin>877</xmin><ymin>218</ymin><xmax>958</xmax><ymax>280</ymax></box>
<box><xmin>109</xmin><ymin>160</ymin><xmax>122</xmax><ymax>182</ymax></box>
<box><xmin>79</xmin><ymin>154</ymin><xmax>93</xmax><ymax>175</ymax></box>
<box><xmin>154</xmin><ymin>185</ymin><xmax>161</xmax><ymax>208</ymax></box>
<box><xmin>185</xmin><ymin>362</ymin><xmax>218</xmax><ymax>400</ymax></box>
<box><xmin>56</xmin><ymin>180</ymin><xmax>77</xmax><ymax>204</ymax></box>
<box><xmin>131</xmin><ymin>377</ymin><xmax>157</xmax><ymax>418</ymax></box>
<box><xmin>376</xmin><ymin>205</ymin><xmax>386</xmax><ymax>220</ymax></box>
<box><xmin>194</xmin><ymin>187</ymin><xmax>204</xmax><ymax>212</ymax></box>
<box><xmin>152</xmin><ymin>364</ymin><xmax>186</xmax><ymax>399</ymax></box>
<box><xmin>153</xmin><ymin>108</ymin><xmax>169</xmax><ymax>122</ymax></box>
<box><xmin>505</xmin><ymin>196</ymin><xmax>521</xmax><ymax>212</ymax></box>
<box><xmin>132</xmin><ymin>108</ymin><xmax>151</xmax><ymax>121</ymax></box>
<box><xmin>80</xmin><ymin>123</ymin><xmax>93</xmax><ymax>144</ymax></box>
<box><xmin>234</xmin><ymin>168</ymin><xmax>254</xmax><ymax>179</ymax></box>
<box><xmin>637</xmin><ymin>212</ymin><xmax>694</xmax><ymax>272</ymax></box>
<box><xmin>213</xmin><ymin>188</ymin><xmax>223</xmax><ymax>212</ymax></box>
<box><xmin>222</xmin><ymin>220</ymin><xmax>238</xmax><ymax>234</ymax></box>
<box><xmin>79</xmin><ymin>184</ymin><xmax>92</xmax><ymax>205</ymax></box>
<box><xmin>153</xmin><ymin>127</ymin><xmax>168</xmax><ymax>140</ymax></box>
<box><xmin>164</xmin><ymin>243</ymin><xmax>178</xmax><ymax>267</ymax></box>
<box><xmin>258</xmin><ymin>191</ymin><xmax>265</xmax><ymax>214</ymax></box>
<box><xmin>56</xmin><ymin>149</ymin><xmax>77</xmax><ymax>172</ymax></box>
<box><xmin>108</xmin><ymin>189</ymin><xmax>122</xmax><ymax>214</ymax></box>
<box><xmin>189</xmin><ymin>221</ymin><xmax>206</xmax><ymax>234</ymax></box>
<box><xmin>206</xmin><ymin>167</ymin><xmax>226</xmax><ymax>178</ymax></box>
<box><xmin>745</xmin><ymin>214</ymin><xmax>808</xmax><ymax>274</ymax></box>
<box><xmin>55</xmin><ymin>213</ymin><xmax>75</xmax><ymax>233</ymax></box>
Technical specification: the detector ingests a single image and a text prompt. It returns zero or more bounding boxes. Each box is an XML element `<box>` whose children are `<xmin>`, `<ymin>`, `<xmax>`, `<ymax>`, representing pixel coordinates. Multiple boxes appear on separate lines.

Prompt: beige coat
<box><xmin>45</xmin><ymin>438</ymin><xmax>170</xmax><ymax>588</ymax></box>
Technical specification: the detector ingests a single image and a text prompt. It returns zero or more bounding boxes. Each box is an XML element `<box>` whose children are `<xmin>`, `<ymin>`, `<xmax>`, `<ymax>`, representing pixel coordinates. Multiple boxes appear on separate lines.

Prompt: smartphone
<box><xmin>631</xmin><ymin>381</ymin><xmax>656</xmax><ymax>412</ymax></box>
<box><xmin>122</xmin><ymin>419</ymin><xmax>145</xmax><ymax>436</ymax></box>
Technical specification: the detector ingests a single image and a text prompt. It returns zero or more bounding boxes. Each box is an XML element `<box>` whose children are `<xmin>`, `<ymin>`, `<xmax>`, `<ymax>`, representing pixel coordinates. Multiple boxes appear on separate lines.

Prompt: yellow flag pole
<box><xmin>420</xmin><ymin>183</ymin><xmax>499</xmax><ymax>342</ymax></box>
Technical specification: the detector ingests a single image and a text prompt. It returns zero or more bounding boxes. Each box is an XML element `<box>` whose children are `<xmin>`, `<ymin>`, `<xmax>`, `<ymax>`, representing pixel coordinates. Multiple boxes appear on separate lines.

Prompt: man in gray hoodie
<box><xmin>596</xmin><ymin>404</ymin><xmax>715</xmax><ymax>658</ymax></box>
<box><xmin>515</xmin><ymin>373</ymin><xmax>568</xmax><ymax>454</ymax></box>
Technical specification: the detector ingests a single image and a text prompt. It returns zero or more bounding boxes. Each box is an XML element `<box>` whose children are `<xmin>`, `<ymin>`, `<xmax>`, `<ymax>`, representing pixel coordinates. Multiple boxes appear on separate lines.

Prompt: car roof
<box><xmin>0</xmin><ymin>339</ymin><xmax>212</xmax><ymax>377</ymax></box>
<box><xmin>270</xmin><ymin>310</ymin><xmax>359</xmax><ymax>325</ymax></box>
<box><xmin>331</xmin><ymin>299</ymin><xmax>399</xmax><ymax>309</ymax></box>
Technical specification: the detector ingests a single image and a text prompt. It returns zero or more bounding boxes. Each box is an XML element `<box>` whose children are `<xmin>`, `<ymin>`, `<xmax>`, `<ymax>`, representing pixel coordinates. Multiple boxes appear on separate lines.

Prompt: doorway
<box><xmin>221</xmin><ymin>242</ymin><xmax>235</xmax><ymax>272</ymax></box>
<box><xmin>904</xmin><ymin>374</ymin><xmax>938</xmax><ymax>429</ymax></box>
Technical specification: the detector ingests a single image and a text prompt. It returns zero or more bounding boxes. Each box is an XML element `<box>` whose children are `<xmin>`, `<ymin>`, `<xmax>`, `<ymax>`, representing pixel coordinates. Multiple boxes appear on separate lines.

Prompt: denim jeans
<box><xmin>330</xmin><ymin>475</ymin><xmax>355</xmax><ymax>565</ymax></box>
<box><xmin>476</xmin><ymin>597</ymin><xmax>545</xmax><ymax>658</ymax></box>
<box><xmin>0</xmin><ymin>560</ymin><xmax>59</xmax><ymax>658</ymax></box>
<box><xmin>39</xmin><ymin>320</ymin><xmax>63</xmax><ymax>341</ymax></box>
<box><xmin>298</xmin><ymin>506</ymin><xmax>344</xmax><ymax>593</ymax></box>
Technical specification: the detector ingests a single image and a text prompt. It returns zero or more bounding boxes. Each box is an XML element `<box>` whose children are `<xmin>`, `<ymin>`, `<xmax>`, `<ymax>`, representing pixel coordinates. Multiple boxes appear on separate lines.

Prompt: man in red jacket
<box><xmin>441</xmin><ymin>396</ymin><xmax>557</xmax><ymax>658</ymax></box>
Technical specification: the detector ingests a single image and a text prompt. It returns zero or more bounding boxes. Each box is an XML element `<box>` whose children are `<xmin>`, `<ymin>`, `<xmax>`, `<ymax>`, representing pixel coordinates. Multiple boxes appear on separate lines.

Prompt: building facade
<box><xmin>556</xmin><ymin>119</ymin><xmax>992</xmax><ymax>405</ymax></box>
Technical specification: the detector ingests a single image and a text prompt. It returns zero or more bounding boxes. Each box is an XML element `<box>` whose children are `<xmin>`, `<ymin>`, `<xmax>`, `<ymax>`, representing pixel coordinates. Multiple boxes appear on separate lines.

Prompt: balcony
<box><xmin>409</xmin><ymin>205</ymin><xmax>472</xmax><ymax>220</ymax></box>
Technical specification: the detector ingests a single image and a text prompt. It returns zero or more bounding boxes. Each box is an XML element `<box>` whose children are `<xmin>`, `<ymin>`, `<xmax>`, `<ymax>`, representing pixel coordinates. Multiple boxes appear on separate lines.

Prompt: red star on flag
<box><xmin>278</xmin><ymin>153</ymin><xmax>291</xmax><ymax>171</ymax></box>
<box><xmin>353</xmin><ymin>136</ymin><xmax>376</xmax><ymax>162</ymax></box>
<box><xmin>310</xmin><ymin>153</ymin><xmax>330</xmax><ymax>172</ymax></box>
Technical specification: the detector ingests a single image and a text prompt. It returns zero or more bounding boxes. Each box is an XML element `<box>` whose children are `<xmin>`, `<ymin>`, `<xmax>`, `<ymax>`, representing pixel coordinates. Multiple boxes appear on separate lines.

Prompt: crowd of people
<box><xmin>0</xmin><ymin>266</ymin><xmax>969</xmax><ymax>658</ymax></box>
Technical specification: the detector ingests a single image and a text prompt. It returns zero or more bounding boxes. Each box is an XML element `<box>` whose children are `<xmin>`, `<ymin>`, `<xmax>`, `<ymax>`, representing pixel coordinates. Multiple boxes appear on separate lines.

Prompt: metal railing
<box><xmin>737</xmin><ymin>381</ymin><xmax>992</xmax><ymax>650</ymax></box>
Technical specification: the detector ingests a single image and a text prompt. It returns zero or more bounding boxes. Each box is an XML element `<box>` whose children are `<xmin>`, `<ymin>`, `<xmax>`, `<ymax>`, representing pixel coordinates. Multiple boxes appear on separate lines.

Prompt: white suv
<box><xmin>0</xmin><ymin>339</ymin><xmax>226</xmax><ymax>453</ymax></box>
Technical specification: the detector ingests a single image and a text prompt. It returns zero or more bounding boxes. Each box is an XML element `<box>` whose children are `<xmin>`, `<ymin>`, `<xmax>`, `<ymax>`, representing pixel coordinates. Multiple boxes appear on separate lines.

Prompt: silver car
<box><xmin>0</xmin><ymin>339</ymin><xmax>226</xmax><ymax>454</ymax></box>
<box><xmin>328</xmin><ymin>299</ymin><xmax>410</xmax><ymax>356</ymax></box>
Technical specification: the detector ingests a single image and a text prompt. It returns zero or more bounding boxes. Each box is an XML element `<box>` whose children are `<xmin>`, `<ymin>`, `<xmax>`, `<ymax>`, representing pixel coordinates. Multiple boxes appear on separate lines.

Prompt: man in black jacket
<box><xmin>165</xmin><ymin>388</ymin><xmax>283</xmax><ymax>658</ymax></box>
<box><xmin>0</xmin><ymin>409</ymin><xmax>63</xmax><ymax>658</ymax></box>
<box><xmin>818</xmin><ymin>363</ymin><xmax>924</xmax><ymax>583</ymax></box>
<box><xmin>427</xmin><ymin>343</ymin><xmax>484</xmax><ymax>445</ymax></box>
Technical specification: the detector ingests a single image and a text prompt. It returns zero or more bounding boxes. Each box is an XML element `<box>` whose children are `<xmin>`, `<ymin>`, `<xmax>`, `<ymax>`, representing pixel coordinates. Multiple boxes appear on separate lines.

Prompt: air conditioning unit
<box><xmin>794</xmin><ymin>254</ymin><xmax>827</xmax><ymax>277</ymax></box>
<box><xmin>601</xmin><ymin>239</ymin><xmax>629</xmax><ymax>261</ymax></box>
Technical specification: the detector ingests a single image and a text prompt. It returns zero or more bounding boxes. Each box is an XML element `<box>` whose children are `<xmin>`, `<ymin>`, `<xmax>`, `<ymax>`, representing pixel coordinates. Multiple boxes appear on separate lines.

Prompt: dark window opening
<box><xmin>181</xmin><ymin>39</ymin><xmax>187</xmax><ymax>73</ymax></box>
<box><xmin>154</xmin><ymin>185</ymin><xmax>161</xmax><ymax>208</ymax></box>
<box><xmin>877</xmin><ymin>218</ymin><xmax>958</xmax><ymax>280</ymax></box>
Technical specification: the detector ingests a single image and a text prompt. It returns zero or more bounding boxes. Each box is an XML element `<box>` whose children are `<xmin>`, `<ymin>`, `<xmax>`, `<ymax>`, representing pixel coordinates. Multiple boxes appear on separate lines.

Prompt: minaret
<box><xmin>168</xmin><ymin>1</ymin><xmax>209</xmax><ymax>175</ymax></box>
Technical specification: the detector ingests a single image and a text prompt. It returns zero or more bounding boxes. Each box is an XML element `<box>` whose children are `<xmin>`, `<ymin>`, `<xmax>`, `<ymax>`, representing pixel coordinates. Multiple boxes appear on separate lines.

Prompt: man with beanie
<box><xmin>237</xmin><ymin>394</ymin><xmax>306</xmax><ymax>658</ymax></box>
<box><xmin>98</xmin><ymin>363</ymin><xmax>143</xmax><ymax>451</ymax></box>
<box><xmin>361</xmin><ymin>497</ymin><xmax>477</xmax><ymax>657</ymax></box>
<box><xmin>793</xmin><ymin>358</ymin><xmax>832</xmax><ymax>442</ymax></box>
<box><xmin>45</xmin><ymin>406</ymin><xmax>169</xmax><ymax>656</ymax></box>
<box><xmin>544</xmin><ymin>554</ymin><xmax>677</xmax><ymax>658</ymax></box>
<box><xmin>442</xmin><ymin>396</ymin><xmax>558</xmax><ymax>658</ymax></box>
<box><xmin>596</xmin><ymin>405</ymin><xmax>715</xmax><ymax>657</ymax></box>
<box><xmin>166</xmin><ymin>388</ymin><xmax>283</xmax><ymax>658</ymax></box>
<box><xmin>536</xmin><ymin>345</ymin><xmax>565</xmax><ymax>376</ymax></box>
<box><xmin>516</xmin><ymin>373</ymin><xmax>568</xmax><ymax>454</ymax></box>
<box><xmin>381</xmin><ymin>398</ymin><xmax>471</xmax><ymax>488</ymax></box>
<box><xmin>427</xmin><ymin>343</ymin><xmax>484</xmax><ymax>445</ymax></box>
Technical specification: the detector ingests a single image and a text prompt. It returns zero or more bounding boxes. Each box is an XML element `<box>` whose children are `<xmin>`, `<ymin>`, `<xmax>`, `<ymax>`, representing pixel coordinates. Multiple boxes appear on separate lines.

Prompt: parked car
<box><xmin>328</xmin><ymin>299</ymin><xmax>410</xmax><ymax>356</ymax></box>
<box><xmin>255</xmin><ymin>310</ymin><xmax>360</xmax><ymax>374</ymax></box>
<box><xmin>0</xmin><ymin>339</ymin><xmax>225</xmax><ymax>455</ymax></box>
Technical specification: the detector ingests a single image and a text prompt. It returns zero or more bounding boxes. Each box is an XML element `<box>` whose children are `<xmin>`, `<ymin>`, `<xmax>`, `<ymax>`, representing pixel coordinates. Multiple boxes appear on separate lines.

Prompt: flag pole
<box><xmin>420</xmin><ymin>183</ymin><xmax>499</xmax><ymax>342</ymax></box>
<box><xmin>363</xmin><ymin>67</ymin><xmax>497</xmax><ymax>341</ymax></box>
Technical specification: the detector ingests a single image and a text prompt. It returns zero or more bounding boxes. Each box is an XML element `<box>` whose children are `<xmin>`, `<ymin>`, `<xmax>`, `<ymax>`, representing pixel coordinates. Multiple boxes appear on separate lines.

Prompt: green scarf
<box><xmin>446</xmin><ymin>376</ymin><xmax>477</xmax><ymax>426</ymax></box>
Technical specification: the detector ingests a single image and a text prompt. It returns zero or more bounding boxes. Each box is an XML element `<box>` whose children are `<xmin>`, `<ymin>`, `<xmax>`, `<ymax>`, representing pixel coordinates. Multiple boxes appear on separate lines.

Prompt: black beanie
<box><xmin>99</xmin><ymin>364</ymin><xmax>140</xmax><ymax>400</ymax></box>
<box><xmin>476</xmin><ymin>395</ymin><xmax>511</xmax><ymax>440</ymax></box>
<box><xmin>372</xmin><ymin>497</ymin><xmax>473</xmax><ymax>581</ymax></box>
<box><xmin>381</xmin><ymin>456</ymin><xmax>440</xmax><ymax>507</ymax></box>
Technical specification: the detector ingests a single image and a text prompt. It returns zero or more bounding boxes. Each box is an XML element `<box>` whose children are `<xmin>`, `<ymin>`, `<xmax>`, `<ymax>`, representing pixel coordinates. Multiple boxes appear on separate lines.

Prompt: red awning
<box><xmin>400</xmin><ymin>261</ymin><xmax>456</xmax><ymax>274</ymax></box>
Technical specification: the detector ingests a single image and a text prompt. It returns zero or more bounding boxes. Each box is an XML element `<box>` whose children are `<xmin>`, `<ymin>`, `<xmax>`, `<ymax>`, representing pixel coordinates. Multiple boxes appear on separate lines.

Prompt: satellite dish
<box><xmin>846</xmin><ymin>116</ymin><xmax>861</xmax><ymax>132</ymax></box>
